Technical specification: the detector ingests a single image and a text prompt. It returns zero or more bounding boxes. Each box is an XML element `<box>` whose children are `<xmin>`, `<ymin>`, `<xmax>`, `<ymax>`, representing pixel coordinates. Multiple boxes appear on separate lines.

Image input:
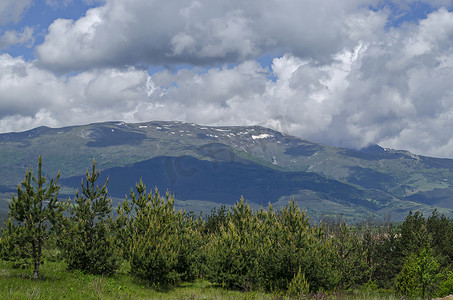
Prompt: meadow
<box><xmin>0</xmin><ymin>260</ymin><xmax>402</xmax><ymax>300</ymax></box>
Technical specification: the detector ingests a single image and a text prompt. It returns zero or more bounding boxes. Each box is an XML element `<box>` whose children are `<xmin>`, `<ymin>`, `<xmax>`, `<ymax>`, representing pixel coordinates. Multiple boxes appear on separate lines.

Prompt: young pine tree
<box><xmin>118</xmin><ymin>180</ymin><xmax>203</xmax><ymax>288</ymax></box>
<box><xmin>4</xmin><ymin>156</ymin><xmax>63</xmax><ymax>279</ymax></box>
<box><xmin>124</xmin><ymin>182</ymin><xmax>180</xmax><ymax>287</ymax></box>
<box><xmin>58</xmin><ymin>159</ymin><xmax>119</xmax><ymax>275</ymax></box>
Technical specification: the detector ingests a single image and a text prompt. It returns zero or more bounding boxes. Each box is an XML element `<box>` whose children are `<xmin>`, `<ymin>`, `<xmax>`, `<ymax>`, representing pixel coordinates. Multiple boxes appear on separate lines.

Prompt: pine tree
<box><xmin>58</xmin><ymin>159</ymin><xmax>119</xmax><ymax>275</ymax></box>
<box><xmin>4</xmin><ymin>155</ymin><xmax>62</xmax><ymax>279</ymax></box>
<box><xmin>127</xmin><ymin>183</ymin><xmax>180</xmax><ymax>287</ymax></box>
<box><xmin>427</xmin><ymin>209</ymin><xmax>453</xmax><ymax>265</ymax></box>
<box><xmin>120</xmin><ymin>181</ymin><xmax>203</xmax><ymax>287</ymax></box>
<box><xmin>400</xmin><ymin>211</ymin><xmax>429</xmax><ymax>256</ymax></box>
<box><xmin>395</xmin><ymin>247</ymin><xmax>441</xmax><ymax>298</ymax></box>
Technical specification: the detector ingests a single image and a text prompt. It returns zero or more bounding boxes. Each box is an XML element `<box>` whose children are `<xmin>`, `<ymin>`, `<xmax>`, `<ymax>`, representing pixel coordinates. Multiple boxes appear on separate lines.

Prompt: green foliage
<box><xmin>3</xmin><ymin>155</ymin><xmax>453</xmax><ymax>298</ymax></box>
<box><xmin>0</xmin><ymin>218</ymin><xmax>16</xmax><ymax>262</ymax></box>
<box><xmin>328</xmin><ymin>221</ymin><xmax>370</xmax><ymax>289</ymax></box>
<box><xmin>2</xmin><ymin>155</ymin><xmax>63</xmax><ymax>279</ymax></box>
<box><xmin>427</xmin><ymin>209</ymin><xmax>453</xmax><ymax>266</ymax></box>
<box><xmin>395</xmin><ymin>253</ymin><xmax>420</xmax><ymax>297</ymax></box>
<box><xmin>120</xmin><ymin>180</ymin><xmax>202</xmax><ymax>287</ymax></box>
<box><xmin>287</xmin><ymin>267</ymin><xmax>310</xmax><ymax>297</ymax></box>
<box><xmin>400</xmin><ymin>211</ymin><xmax>429</xmax><ymax>256</ymax></box>
<box><xmin>205</xmin><ymin>198</ymin><xmax>259</xmax><ymax>291</ymax></box>
<box><xmin>58</xmin><ymin>160</ymin><xmax>119</xmax><ymax>275</ymax></box>
<box><xmin>395</xmin><ymin>247</ymin><xmax>441</xmax><ymax>298</ymax></box>
<box><xmin>205</xmin><ymin>198</ymin><xmax>365</xmax><ymax>293</ymax></box>
<box><xmin>203</xmin><ymin>205</ymin><xmax>229</xmax><ymax>235</ymax></box>
<box><xmin>435</xmin><ymin>271</ymin><xmax>453</xmax><ymax>298</ymax></box>
<box><xmin>255</xmin><ymin>200</ymin><xmax>319</xmax><ymax>292</ymax></box>
<box><xmin>370</xmin><ymin>222</ymin><xmax>403</xmax><ymax>288</ymax></box>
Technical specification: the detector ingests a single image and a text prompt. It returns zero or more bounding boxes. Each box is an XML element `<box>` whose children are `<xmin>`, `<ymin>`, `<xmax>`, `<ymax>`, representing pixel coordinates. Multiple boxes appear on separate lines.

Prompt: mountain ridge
<box><xmin>1</xmin><ymin>120</ymin><xmax>453</xmax><ymax>222</ymax></box>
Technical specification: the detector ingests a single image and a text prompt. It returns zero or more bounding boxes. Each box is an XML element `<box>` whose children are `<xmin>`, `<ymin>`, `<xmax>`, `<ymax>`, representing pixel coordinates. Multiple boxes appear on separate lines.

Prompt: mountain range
<box><xmin>1</xmin><ymin>121</ymin><xmax>453</xmax><ymax>222</ymax></box>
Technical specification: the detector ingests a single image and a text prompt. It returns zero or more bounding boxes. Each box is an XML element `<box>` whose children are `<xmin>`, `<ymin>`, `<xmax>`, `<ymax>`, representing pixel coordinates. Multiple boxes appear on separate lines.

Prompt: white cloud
<box><xmin>0</xmin><ymin>0</ymin><xmax>32</xmax><ymax>25</ymax></box>
<box><xmin>316</xmin><ymin>8</ymin><xmax>453</xmax><ymax>156</ymax></box>
<box><xmin>403</xmin><ymin>8</ymin><xmax>453</xmax><ymax>57</ymax></box>
<box><xmin>0</xmin><ymin>27</ymin><xmax>34</xmax><ymax>50</ymax></box>
<box><xmin>0</xmin><ymin>109</ymin><xmax>59</xmax><ymax>134</ymax></box>
<box><xmin>45</xmin><ymin>0</ymin><xmax>74</xmax><ymax>8</ymax></box>
<box><xmin>4</xmin><ymin>3</ymin><xmax>453</xmax><ymax>159</ymax></box>
<box><xmin>35</xmin><ymin>0</ymin><xmax>382</xmax><ymax>72</ymax></box>
<box><xmin>5</xmin><ymin>5</ymin><xmax>453</xmax><ymax>158</ymax></box>
<box><xmin>135</xmin><ymin>8</ymin><xmax>453</xmax><ymax>158</ymax></box>
<box><xmin>0</xmin><ymin>54</ymin><xmax>150</xmax><ymax>132</ymax></box>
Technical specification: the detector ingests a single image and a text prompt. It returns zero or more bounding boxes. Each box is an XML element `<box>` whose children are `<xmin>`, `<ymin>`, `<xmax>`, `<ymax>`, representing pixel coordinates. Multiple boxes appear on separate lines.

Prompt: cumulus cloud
<box><xmin>4</xmin><ymin>3</ymin><xmax>453</xmax><ymax>158</ymax></box>
<box><xmin>0</xmin><ymin>0</ymin><xmax>32</xmax><ymax>25</ymax></box>
<box><xmin>0</xmin><ymin>54</ymin><xmax>149</xmax><ymax>132</ymax></box>
<box><xmin>0</xmin><ymin>53</ymin><xmax>271</xmax><ymax>132</ymax></box>
<box><xmin>35</xmin><ymin>0</ymin><xmax>384</xmax><ymax>72</ymax></box>
<box><xmin>0</xmin><ymin>27</ymin><xmax>34</xmax><ymax>51</ymax></box>
<box><xmin>320</xmin><ymin>8</ymin><xmax>453</xmax><ymax>156</ymax></box>
<box><xmin>5</xmin><ymin>5</ymin><xmax>453</xmax><ymax>159</ymax></box>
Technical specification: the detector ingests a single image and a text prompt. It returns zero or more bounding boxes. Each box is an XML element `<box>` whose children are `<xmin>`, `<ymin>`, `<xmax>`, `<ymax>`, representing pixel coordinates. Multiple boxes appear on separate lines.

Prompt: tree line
<box><xmin>1</xmin><ymin>156</ymin><xmax>453</xmax><ymax>298</ymax></box>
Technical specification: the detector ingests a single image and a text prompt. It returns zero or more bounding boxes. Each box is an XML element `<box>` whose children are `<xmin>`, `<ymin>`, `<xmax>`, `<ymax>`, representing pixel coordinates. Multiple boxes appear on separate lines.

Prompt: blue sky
<box><xmin>2</xmin><ymin>0</ymin><xmax>453</xmax><ymax>158</ymax></box>
<box><xmin>2</xmin><ymin>1</ymin><xmax>100</xmax><ymax>59</ymax></box>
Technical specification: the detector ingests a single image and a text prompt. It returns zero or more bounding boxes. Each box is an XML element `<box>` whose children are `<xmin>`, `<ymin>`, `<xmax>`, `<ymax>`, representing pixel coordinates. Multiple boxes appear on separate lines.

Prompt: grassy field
<box><xmin>0</xmin><ymin>259</ymin><xmax>270</xmax><ymax>300</ymax></box>
<box><xmin>0</xmin><ymin>259</ymin><xmax>402</xmax><ymax>300</ymax></box>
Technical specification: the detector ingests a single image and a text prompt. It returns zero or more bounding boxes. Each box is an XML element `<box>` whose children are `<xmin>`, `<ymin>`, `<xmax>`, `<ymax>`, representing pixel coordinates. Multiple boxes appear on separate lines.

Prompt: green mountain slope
<box><xmin>1</xmin><ymin>121</ymin><xmax>452</xmax><ymax>222</ymax></box>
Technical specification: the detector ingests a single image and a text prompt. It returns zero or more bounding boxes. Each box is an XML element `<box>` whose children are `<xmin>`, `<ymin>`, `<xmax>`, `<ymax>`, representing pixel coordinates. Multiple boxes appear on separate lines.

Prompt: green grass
<box><xmin>0</xmin><ymin>260</ymin><xmax>274</xmax><ymax>299</ymax></box>
<box><xmin>0</xmin><ymin>259</ymin><xmax>401</xmax><ymax>300</ymax></box>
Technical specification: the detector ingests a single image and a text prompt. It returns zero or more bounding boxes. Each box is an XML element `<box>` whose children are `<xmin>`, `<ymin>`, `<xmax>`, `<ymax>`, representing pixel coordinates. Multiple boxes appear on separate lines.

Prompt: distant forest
<box><xmin>1</xmin><ymin>156</ymin><xmax>453</xmax><ymax>298</ymax></box>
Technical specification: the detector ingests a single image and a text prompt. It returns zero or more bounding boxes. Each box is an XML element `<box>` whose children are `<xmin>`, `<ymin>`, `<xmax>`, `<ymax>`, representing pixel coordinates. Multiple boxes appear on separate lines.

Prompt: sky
<box><xmin>2</xmin><ymin>1</ymin><xmax>453</xmax><ymax>158</ymax></box>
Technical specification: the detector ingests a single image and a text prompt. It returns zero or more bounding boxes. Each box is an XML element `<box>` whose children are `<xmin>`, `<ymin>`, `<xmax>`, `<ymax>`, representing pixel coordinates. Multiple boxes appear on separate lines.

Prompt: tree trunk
<box><xmin>33</xmin><ymin>259</ymin><xmax>39</xmax><ymax>279</ymax></box>
<box><xmin>32</xmin><ymin>239</ymin><xmax>39</xmax><ymax>279</ymax></box>
<box><xmin>32</xmin><ymin>226</ymin><xmax>42</xmax><ymax>280</ymax></box>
